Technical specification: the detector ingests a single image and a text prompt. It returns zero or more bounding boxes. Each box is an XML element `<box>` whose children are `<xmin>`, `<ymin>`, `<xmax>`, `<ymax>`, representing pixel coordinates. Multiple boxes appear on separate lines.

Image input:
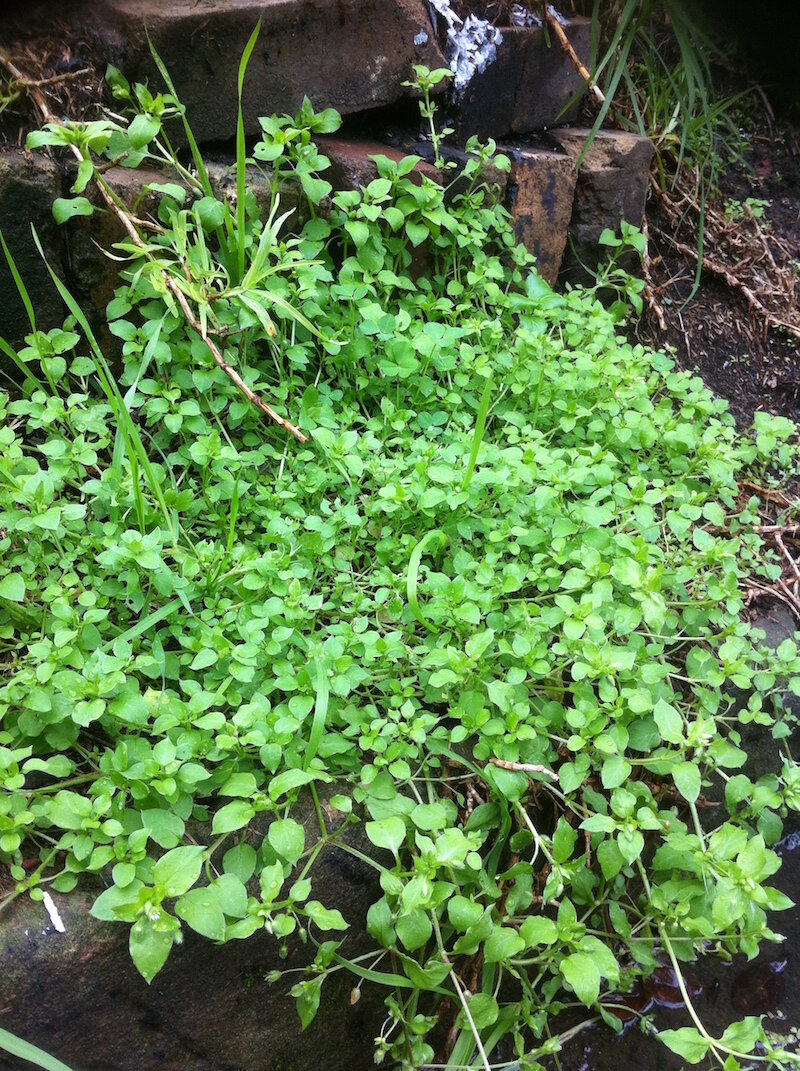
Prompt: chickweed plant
<box><xmin>2</xmin><ymin>36</ymin><xmax>800</xmax><ymax>1071</ymax></box>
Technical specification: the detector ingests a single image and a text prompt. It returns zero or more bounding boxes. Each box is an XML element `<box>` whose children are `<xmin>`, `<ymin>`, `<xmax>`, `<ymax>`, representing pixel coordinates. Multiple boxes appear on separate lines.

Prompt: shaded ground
<box><xmin>641</xmin><ymin>100</ymin><xmax>800</xmax><ymax>428</ymax></box>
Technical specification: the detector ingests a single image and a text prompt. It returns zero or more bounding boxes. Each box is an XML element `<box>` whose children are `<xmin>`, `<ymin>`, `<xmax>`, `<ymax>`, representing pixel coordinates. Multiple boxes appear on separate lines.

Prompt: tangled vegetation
<box><xmin>2</xmin><ymin>37</ymin><xmax>800</xmax><ymax>1071</ymax></box>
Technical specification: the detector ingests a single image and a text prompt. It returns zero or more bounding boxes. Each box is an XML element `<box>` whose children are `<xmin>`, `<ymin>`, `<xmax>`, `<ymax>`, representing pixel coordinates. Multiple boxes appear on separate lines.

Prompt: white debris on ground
<box><xmin>414</xmin><ymin>29</ymin><xmax>430</xmax><ymax>44</ymax></box>
<box><xmin>426</xmin><ymin>0</ymin><xmax>502</xmax><ymax>94</ymax></box>
<box><xmin>42</xmin><ymin>891</ymin><xmax>66</xmax><ymax>933</ymax></box>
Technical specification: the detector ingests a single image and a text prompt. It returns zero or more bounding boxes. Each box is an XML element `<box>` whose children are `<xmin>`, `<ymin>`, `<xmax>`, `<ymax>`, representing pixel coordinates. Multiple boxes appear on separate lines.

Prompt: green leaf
<box><xmin>52</xmin><ymin>197</ymin><xmax>94</xmax><ymax>224</ymax></box>
<box><xmin>194</xmin><ymin>196</ymin><xmax>227</xmax><ymax>230</ymax></box>
<box><xmin>395</xmin><ymin>909</ymin><xmax>432</xmax><ymax>951</ymax></box>
<box><xmin>673</xmin><ymin>761</ymin><xmax>701</xmax><ymax>803</ymax></box>
<box><xmin>344</xmin><ymin>220</ymin><xmax>370</xmax><ymax>247</ymax></box>
<box><xmin>365</xmin><ymin>816</ymin><xmax>406</xmax><ymax>855</ymax></box>
<box><xmin>410</xmin><ymin>802</ymin><xmax>448</xmax><ymax>830</ymax></box>
<box><xmin>0</xmin><ymin>573</ymin><xmax>25</xmax><ymax>602</ymax></box>
<box><xmin>484</xmin><ymin>926</ymin><xmax>525</xmax><ymax>963</ymax></box>
<box><xmin>291</xmin><ymin>978</ymin><xmax>322</xmax><ymax>1030</ymax></box>
<box><xmin>129</xmin><ymin>916</ymin><xmax>174</xmax><ymax>983</ymax></box>
<box><xmin>367</xmin><ymin>898</ymin><xmax>395</xmax><ymax>947</ymax></box>
<box><xmin>268</xmin><ymin>818</ymin><xmax>305</xmax><ymax>865</ymax></box>
<box><xmin>304</xmin><ymin>900</ymin><xmax>348</xmax><ymax>931</ymax></box>
<box><xmin>153</xmin><ymin>845</ymin><xmax>205</xmax><ymax>897</ymax></box>
<box><xmin>128</xmin><ymin>113</ymin><xmax>161</xmax><ymax>149</ymax></box>
<box><xmin>212</xmin><ymin>800</ymin><xmax>255</xmax><ymax>834</ymax></box>
<box><xmin>268</xmin><ymin>768</ymin><xmax>321</xmax><ymax>800</ymax></box>
<box><xmin>520</xmin><ymin>916</ymin><xmax>558</xmax><ymax>947</ymax></box>
<box><xmin>560</xmin><ymin>952</ymin><xmax>600</xmax><ymax>1006</ymax></box>
<box><xmin>212</xmin><ymin>873</ymin><xmax>248</xmax><ymax>918</ymax></box>
<box><xmin>719</xmin><ymin>1017</ymin><xmax>762</xmax><ymax>1054</ymax></box>
<box><xmin>653</xmin><ymin>699</ymin><xmax>683</xmax><ymax>744</ymax></box>
<box><xmin>223</xmin><ymin>843</ymin><xmax>257</xmax><ymax>884</ymax></box>
<box><xmin>658</xmin><ymin>1027</ymin><xmax>712</xmax><ymax>1064</ymax></box>
<box><xmin>406</xmin><ymin>220</ymin><xmax>428</xmax><ymax>246</ymax></box>
<box><xmin>175</xmin><ymin>886</ymin><xmax>226</xmax><ymax>940</ymax></box>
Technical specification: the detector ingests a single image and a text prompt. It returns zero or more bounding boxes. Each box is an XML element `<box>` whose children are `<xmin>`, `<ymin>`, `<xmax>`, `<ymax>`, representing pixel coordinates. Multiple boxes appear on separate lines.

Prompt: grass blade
<box><xmin>236</xmin><ymin>19</ymin><xmax>262</xmax><ymax>285</ymax></box>
<box><xmin>462</xmin><ymin>374</ymin><xmax>492</xmax><ymax>491</ymax></box>
<box><xmin>102</xmin><ymin>598</ymin><xmax>183</xmax><ymax>653</ymax></box>
<box><xmin>31</xmin><ymin>226</ymin><xmax>177</xmax><ymax>543</ymax></box>
<box><xmin>0</xmin><ymin>1028</ymin><xmax>76</xmax><ymax>1071</ymax></box>
<box><xmin>147</xmin><ymin>35</ymin><xmax>212</xmax><ymax>199</ymax></box>
<box><xmin>0</xmin><ymin>228</ymin><xmax>36</xmax><ymax>334</ymax></box>
<box><xmin>407</xmin><ymin>530</ymin><xmax>443</xmax><ymax>635</ymax></box>
<box><xmin>303</xmin><ymin>656</ymin><xmax>329</xmax><ymax>770</ymax></box>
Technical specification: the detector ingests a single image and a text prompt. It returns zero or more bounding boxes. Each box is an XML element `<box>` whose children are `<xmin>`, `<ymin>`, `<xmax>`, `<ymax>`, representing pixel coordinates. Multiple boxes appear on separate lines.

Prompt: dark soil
<box><xmin>639</xmin><ymin>101</ymin><xmax>800</xmax><ymax>429</ymax></box>
<box><xmin>0</xmin><ymin>3</ymin><xmax>105</xmax><ymax>147</ymax></box>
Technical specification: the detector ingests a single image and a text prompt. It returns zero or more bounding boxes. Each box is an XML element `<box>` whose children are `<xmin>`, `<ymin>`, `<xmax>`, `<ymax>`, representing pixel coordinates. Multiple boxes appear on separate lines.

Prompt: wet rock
<box><xmin>549</xmin><ymin>128</ymin><xmax>654</xmax><ymax>284</ymax></box>
<box><xmin>731</xmin><ymin>958</ymin><xmax>787</xmax><ymax>1014</ymax></box>
<box><xmin>503</xmin><ymin>142</ymin><xmax>577</xmax><ymax>285</ymax></box>
<box><xmin>643</xmin><ymin>965</ymin><xmax>702</xmax><ymax>1009</ymax></box>
<box><xmin>0</xmin><ymin>796</ymin><xmax>384</xmax><ymax>1071</ymax></box>
<box><xmin>75</xmin><ymin>0</ymin><xmax>445</xmax><ymax>146</ymax></box>
<box><xmin>0</xmin><ymin>149</ymin><xmax>64</xmax><ymax>347</ymax></box>
<box><xmin>456</xmin><ymin>19</ymin><xmax>591</xmax><ymax>142</ymax></box>
<box><xmin>317</xmin><ymin>135</ymin><xmax>441</xmax><ymax>191</ymax></box>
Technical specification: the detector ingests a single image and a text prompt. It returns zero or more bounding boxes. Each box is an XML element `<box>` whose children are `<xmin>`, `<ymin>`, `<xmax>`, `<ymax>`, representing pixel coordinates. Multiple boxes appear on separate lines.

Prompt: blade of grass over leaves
<box><xmin>0</xmin><ymin>228</ymin><xmax>36</xmax><ymax>334</ymax></box>
<box><xmin>146</xmin><ymin>35</ymin><xmax>212</xmax><ymax>199</ymax></box>
<box><xmin>462</xmin><ymin>374</ymin><xmax>493</xmax><ymax>491</ymax></box>
<box><xmin>303</xmin><ymin>656</ymin><xmax>329</xmax><ymax>770</ymax></box>
<box><xmin>407</xmin><ymin>530</ymin><xmax>444</xmax><ymax>634</ymax></box>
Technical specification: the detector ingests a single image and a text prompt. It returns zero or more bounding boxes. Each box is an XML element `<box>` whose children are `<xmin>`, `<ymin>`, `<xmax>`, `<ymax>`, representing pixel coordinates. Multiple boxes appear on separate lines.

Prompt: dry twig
<box><xmin>539</xmin><ymin>3</ymin><xmax>605</xmax><ymax>105</ymax></box>
<box><xmin>488</xmin><ymin>758</ymin><xmax>559</xmax><ymax>782</ymax></box>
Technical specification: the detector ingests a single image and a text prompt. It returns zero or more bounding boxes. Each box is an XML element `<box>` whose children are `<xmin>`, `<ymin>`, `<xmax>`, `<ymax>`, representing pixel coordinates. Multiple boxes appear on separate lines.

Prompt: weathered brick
<box><xmin>456</xmin><ymin>19</ymin><xmax>591</xmax><ymax>142</ymax></box>
<box><xmin>549</xmin><ymin>128</ymin><xmax>655</xmax><ymax>282</ymax></box>
<box><xmin>75</xmin><ymin>0</ymin><xmax>445</xmax><ymax>146</ymax></box>
<box><xmin>503</xmin><ymin>143</ymin><xmax>577</xmax><ymax>286</ymax></box>
<box><xmin>318</xmin><ymin>136</ymin><xmax>441</xmax><ymax>191</ymax></box>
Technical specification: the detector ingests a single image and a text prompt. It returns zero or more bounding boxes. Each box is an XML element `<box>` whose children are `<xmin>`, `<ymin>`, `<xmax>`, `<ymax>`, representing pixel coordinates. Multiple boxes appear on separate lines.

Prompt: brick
<box><xmin>503</xmin><ymin>143</ymin><xmax>577</xmax><ymax>286</ymax></box>
<box><xmin>75</xmin><ymin>0</ymin><xmax>446</xmax><ymax>146</ymax></box>
<box><xmin>549</xmin><ymin>128</ymin><xmax>655</xmax><ymax>282</ymax></box>
<box><xmin>318</xmin><ymin>136</ymin><xmax>441</xmax><ymax>192</ymax></box>
<box><xmin>456</xmin><ymin>19</ymin><xmax>591</xmax><ymax>141</ymax></box>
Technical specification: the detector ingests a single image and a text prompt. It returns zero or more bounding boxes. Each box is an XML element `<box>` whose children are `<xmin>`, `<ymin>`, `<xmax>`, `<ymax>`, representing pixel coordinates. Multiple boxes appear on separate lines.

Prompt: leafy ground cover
<box><xmin>2</xmin><ymin>45</ymin><xmax>800</xmax><ymax>1071</ymax></box>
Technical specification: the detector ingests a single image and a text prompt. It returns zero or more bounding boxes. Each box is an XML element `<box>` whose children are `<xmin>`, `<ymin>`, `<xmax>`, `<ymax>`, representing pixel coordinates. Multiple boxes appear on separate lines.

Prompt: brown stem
<box><xmin>488</xmin><ymin>758</ymin><xmax>558</xmax><ymax>782</ymax></box>
<box><xmin>540</xmin><ymin>2</ymin><xmax>605</xmax><ymax>105</ymax></box>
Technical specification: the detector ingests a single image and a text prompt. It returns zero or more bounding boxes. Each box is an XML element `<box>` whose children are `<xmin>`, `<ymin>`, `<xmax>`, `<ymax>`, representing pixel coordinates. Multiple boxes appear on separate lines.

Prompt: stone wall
<box><xmin>0</xmin><ymin>0</ymin><xmax>654</xmax><ymax>346</ymax></box>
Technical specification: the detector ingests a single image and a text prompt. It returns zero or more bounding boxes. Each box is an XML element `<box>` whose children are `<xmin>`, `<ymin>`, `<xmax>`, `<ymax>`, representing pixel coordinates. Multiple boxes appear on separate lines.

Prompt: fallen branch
<box><xmin>0</xmin><ymin>49</ymin><xmax>307</xmax><ymax>444</ymax></box>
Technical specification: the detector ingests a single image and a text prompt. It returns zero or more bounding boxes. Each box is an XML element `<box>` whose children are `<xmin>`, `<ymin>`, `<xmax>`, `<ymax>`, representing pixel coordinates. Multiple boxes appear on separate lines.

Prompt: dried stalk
<box><xmin>540</xmin><ymin>3</ymin><xmax>605</xmax><ymax>105</ymax></box>
<box><xmin>0</xmin><ymin>49</ymin><xmax>307</xmax><ymax>444</ymax></box>
<box><xmin>488</xmin><ymin>758</ymin><xmax>559</xmax><ymax>782</ymax></box>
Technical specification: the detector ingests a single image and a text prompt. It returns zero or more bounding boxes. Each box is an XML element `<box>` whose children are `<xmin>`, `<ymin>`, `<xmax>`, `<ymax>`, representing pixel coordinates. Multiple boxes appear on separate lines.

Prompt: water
<box><xmin>544</xmin><ymin>830</ymin><xmax>800</xmax><ymax>1070</ymax></box>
